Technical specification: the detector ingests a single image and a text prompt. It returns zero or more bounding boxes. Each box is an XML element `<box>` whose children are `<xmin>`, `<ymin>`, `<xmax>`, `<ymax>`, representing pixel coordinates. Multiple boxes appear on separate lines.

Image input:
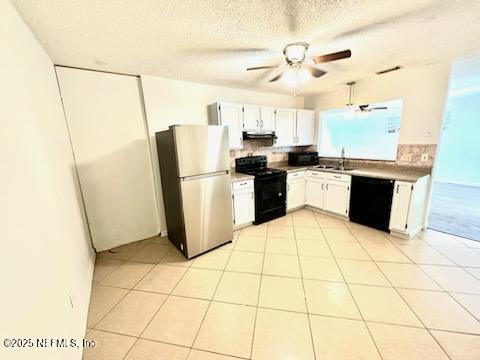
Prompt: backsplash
<box><xmin>229</xmin><ymin>139</ymin><xmax>315</xmax><ymax>167</ymax></box>
<box><xmin>231</xmin><ymin>141</ymin><xmax>436</xmax><ymax>168</ymax></box>
<box><xmin>320</xmin><ymin>144</ymin><xmax>437</xmax><ymax>168</ymax></box>
<box><xmin>395</xmin><ymin>144</ymin><xmax>437</xmax><ymax>167</ymax></box>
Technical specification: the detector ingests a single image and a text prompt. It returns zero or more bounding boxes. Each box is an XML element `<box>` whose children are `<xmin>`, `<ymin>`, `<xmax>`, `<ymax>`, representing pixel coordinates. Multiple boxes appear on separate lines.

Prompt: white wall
<box><xmin>56</xmin><ymin>67</ymin><xmax>160</xmax><ymax>251</ymax></box>
<box><xmin>141</xmin><ymin>76</ymin><xmax>304</xmax><ymax>232</ymax></box>
<box><xmin>304</xmin><ymin>62</ymin><xmax>452</xmax><ymax>145</ymax></box>
<box><xmin>0</xmin><ymin>2</ymin><xmax>94</xmax><ymax>360</ymax></box>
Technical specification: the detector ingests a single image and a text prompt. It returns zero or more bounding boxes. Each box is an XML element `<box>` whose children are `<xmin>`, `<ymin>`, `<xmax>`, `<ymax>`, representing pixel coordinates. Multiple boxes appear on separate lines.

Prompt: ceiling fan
<box><xmin>346</xmin><ymin>82</ymin><xmax>388</xmax><ymax>112</ymax></box>
<box><xmin>246</xmin><ymin>42</ymin><xmax>351</xmax><ymax>87</ymax></box>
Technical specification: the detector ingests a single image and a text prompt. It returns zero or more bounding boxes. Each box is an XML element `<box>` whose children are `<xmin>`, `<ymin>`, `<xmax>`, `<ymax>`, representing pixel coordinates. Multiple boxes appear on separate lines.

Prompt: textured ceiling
<box><xmin>11</xmin><ymin>0</ymin><xmax>480</xmax><ymax>95</ymax></box>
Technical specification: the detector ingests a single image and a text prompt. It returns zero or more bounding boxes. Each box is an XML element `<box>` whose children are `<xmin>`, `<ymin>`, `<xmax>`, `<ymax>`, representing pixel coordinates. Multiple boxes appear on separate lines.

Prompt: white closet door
<box><xmin>56</xmin><ymin>67</ymin><xmax>160</xmax><ymax>251</ymax></box>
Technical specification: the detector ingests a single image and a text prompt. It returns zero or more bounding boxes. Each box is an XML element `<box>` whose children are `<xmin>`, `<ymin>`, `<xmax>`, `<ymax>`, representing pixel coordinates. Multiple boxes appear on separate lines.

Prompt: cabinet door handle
<box><xmin>251</xmin><ymin>192</ymin><xmax>254</xmax><ymax>199</ymax></box>
<box><xmin>334</xmin><ymin>175</ymin><xmax>341</xmax><ymax>178</ymax></box>
<box><xmin>396</xmin><ymin>185</ymin><xmax>399</xmax><ymax>194</ymax></box>
<box><xmin>326</xmin><ymin>184</ymin><xmax>329</xmax><ymax>191</ymax></box>
<box><xmin>240</xmin><ymin>182</ymin><xmax>247</xmax><ymax>185</ymax></box>
<box><xmin>321</xmin><ymin>183</ymin><xmax>324</xmax><ymax>190</ymax></box>
<box><xmin>287</xmin><ymin>184</ymin><xmax>290</xmax><ymax>191</ymax></box>
<box><xmin>256</xmin><ymin>119</ymin><xmax>259</xmax><ymax>127</ymax></box>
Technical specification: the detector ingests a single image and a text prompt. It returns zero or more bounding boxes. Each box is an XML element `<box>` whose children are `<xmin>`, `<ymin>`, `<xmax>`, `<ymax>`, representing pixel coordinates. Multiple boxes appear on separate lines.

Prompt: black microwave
<box><xmin>288</xmin><ymin>151</ymin><xmax>319</xmax><ymax>166</ymax></box>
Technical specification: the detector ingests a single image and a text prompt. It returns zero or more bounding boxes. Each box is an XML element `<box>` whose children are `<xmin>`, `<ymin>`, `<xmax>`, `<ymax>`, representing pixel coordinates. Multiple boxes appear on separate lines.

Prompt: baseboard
<box><xmin>304</xmin><ymin>205</ymin><xmax>349</xmax><ymax>221</ymax></box>
<box><xmin>233</xmin><ymin>222</ymin><xmax>253</xmax><ymax>230</ymax></box>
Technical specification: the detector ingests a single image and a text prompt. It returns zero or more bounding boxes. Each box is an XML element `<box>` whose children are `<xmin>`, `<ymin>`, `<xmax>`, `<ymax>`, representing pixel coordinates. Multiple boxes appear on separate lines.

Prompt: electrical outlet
<box><xmin>421</xmin><ymin>153</ymin><xmax>429</xmax><ymax>162</ymax></box>
<box><xmin>401</xmin><ymin>154</ymin><xmax>412</xmax><ymax>161</ymax></box>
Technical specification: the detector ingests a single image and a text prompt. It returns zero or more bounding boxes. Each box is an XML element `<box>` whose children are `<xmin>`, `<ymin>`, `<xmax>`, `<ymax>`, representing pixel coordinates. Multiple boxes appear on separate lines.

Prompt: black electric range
<box><xmin>235</xmin><ymin>156</ymin><xmax>287</xmax><ymax>224</ymax></box>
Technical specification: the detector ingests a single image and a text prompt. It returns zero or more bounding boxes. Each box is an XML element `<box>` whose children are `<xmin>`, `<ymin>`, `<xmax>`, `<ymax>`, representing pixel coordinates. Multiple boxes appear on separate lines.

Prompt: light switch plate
<box><xmin>421</xmin><ymin>153</ymin><xmax>429</xmax><ymax>162</ymax></box>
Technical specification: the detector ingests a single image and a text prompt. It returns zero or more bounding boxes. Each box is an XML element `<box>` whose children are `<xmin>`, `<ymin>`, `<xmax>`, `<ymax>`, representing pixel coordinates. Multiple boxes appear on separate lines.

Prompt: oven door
<box><xmin>254</xmin><ymin>174</ymin><xmax>287</xmax><ymax>224</ymax></box>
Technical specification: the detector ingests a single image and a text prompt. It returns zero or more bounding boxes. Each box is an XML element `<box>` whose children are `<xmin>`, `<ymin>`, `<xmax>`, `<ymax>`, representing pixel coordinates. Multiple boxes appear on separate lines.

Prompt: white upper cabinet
<box><xmin>212</xmin><ymin>102</ymin><xmax>243</xmax><ymax>149</ymax></box>
<box><xmin>210</xmin><ymin>102</ymin><xmax>314</xmax><ymax>149</ymax></box>
<box><xmin>243</xmin><ymin>104</ymin><xmax>260</xmax><ymax>131</ymax></box>
<box><xmin>260</xmin><ymin>106</ymin><xmax>275</xmax><ymax>131</ymax></box>
<box><xmin>274</xmin><ymin>108</ymin><xmax>296</xmax><ymax>146</ymax></box>
<box><xmin>274</xmin><ymin>108</ymin><xmax>315</xmax><ymax>147</ymax></box>
<box><xmin>389</xmin><ymin>181</ymin><xmax>413</xmax><ymax>232</ymax></box>
<box><xmin>296</xmin><ymin>109</ymin><xmax>315</xmax><ymax>146</ymax></box>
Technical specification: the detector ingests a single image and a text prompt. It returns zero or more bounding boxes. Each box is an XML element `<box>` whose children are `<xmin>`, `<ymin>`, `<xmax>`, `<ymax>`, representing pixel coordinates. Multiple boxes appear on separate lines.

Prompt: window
<box><xmin>318</xmin><ymin>99</ymin><xmax>403</xmax><ymax>161</ymax></box>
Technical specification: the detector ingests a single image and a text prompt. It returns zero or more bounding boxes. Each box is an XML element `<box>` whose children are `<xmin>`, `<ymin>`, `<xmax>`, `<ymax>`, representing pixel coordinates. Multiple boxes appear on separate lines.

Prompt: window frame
<box><xmin>317</xmin><ymin>99</ymin><xmax>404</xmax><ymax>161</ymax></box>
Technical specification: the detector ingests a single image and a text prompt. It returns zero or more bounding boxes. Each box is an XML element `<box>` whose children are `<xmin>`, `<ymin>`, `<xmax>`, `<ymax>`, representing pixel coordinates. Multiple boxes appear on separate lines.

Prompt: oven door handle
<box><xmin>256</xmin><ymin>174</ymin><xmax>287</xmax><ymax>181</ymax></box>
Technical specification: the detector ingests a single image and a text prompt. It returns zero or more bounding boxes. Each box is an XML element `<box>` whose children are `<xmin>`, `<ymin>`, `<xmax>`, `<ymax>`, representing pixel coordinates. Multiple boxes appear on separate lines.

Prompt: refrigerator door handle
<box><xmin>180</xmin><ymin>170</ymin><xmax>229</xmax><ymax>181</ymax></box>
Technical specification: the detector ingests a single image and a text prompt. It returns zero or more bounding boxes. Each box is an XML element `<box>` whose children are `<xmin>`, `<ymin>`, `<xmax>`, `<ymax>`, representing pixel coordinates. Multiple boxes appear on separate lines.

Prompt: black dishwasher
<box><xmin>349</xmin><ymin>176</ymin><xmax>395</xmax><ymax>232</ymax></box>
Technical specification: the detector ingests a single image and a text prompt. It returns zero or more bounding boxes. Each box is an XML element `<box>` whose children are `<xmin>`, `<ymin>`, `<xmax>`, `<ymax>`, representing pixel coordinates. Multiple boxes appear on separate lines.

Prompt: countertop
<box><xmin>268</xmin><ymin>161</ymin><xmax>431</xmax><ymax>182</ymax></box>
<box><xmin>230</xmin><ymin>170</ymin><xmax>254</xmax><ymax>182</ymax></box>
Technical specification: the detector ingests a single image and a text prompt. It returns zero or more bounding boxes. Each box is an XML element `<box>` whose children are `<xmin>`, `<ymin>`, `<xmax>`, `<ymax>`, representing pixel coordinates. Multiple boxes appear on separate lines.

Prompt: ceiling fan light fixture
<box><xmin>281</xmin><ymin>67</ymin><xmax>299</xmax><ymax>88</ymax></box>
<box><xmin>283</xmin><ymin>42</ymin><xmax>309</xmax><ymax>63</ymax></box>
<box><xmin>281</xmin><ymin>66</ymin><xmax>312</xmax><ymax>88</ymax></box>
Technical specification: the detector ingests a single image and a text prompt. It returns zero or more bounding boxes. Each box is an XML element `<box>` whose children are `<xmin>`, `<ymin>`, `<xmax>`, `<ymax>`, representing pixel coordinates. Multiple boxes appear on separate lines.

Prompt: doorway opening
<box><xmin>428</xmin><ymin>58</ymin><xmax>480</xmax><ymax>242</ymax></box>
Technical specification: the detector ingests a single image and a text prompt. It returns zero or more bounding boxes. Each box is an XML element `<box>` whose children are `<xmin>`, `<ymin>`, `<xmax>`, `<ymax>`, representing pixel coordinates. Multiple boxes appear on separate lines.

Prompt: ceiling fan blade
<box><xmin>269</xmin><ymin>72</ymin><xmax>285</xmax><ymax>82</ymax></box>
<box><xmin>303</xmin><ymin>64</ymin><xmax>327</xmax><ymax>78</ymax></box>
<box><xmin>246</xmin><ymin>65</ymin><xmax>280</xmax><ymax>71</ymax></box>
<box><xmin>312</xmin><ymin>50</ymin><xmax>352</xmax><ymax>64</ymax></box>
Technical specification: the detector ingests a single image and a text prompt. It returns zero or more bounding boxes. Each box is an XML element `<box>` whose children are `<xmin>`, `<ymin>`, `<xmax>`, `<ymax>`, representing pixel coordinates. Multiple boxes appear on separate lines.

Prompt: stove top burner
<box><xmin>235</xmin><ymin>155</ymin><xmax>286</xmax><ymax>178</ymax></box>
<box><xmin>240</xmin><ymin>168</ymin><xmax>286</xmax><ymax>177</ymax></box>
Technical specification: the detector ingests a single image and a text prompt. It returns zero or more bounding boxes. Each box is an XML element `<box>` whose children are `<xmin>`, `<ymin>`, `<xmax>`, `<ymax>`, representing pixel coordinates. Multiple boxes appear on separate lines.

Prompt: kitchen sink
<box><xmin>314</xmin><ymin>165</ymin><xmax>356</xmax><ymax>171</ymax></box>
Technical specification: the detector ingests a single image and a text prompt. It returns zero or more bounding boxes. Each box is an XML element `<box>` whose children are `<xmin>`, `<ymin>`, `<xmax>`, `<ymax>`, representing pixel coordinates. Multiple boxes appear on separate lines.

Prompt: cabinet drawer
<box><xmin>324</xmin><ymin>172</ymin><xmax>351</xmax><ymax>183</ymax></box>
<box><xmin>232</xmin><ymin>179</ymin><xmax>254</xmax><ymax>191</ymax></box>
<box><xmin>307</xmin><ymin>170</ymin><xmax>325</xmax><ymax>178</ymax></box>
<box><xmin>287</xmin><ymin>171</ymin><xmax>305</xmax><ymax>181</ymax></box>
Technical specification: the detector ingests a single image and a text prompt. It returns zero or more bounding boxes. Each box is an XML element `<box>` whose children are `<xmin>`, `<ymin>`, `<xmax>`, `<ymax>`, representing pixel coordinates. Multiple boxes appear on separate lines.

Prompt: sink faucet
<box><xmin>338</xmin><ymin>147</ymin><xmax>345</xmax><ymax>169</ymax></box>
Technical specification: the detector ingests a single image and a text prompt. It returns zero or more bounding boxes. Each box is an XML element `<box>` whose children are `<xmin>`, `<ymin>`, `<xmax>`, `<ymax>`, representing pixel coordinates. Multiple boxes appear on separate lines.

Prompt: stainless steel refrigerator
<box><xmin>156</xmin><ymin>125</ymin><xmax>233</xmax><ymax>258</ymax></box>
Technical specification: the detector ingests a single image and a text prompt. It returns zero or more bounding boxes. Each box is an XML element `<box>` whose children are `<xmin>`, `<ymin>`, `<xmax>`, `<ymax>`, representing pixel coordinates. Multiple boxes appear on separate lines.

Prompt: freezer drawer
<box><xmin>180</xmin><ymin>172</ymin><xmax>233</xmax><ymax>257</ymax></box>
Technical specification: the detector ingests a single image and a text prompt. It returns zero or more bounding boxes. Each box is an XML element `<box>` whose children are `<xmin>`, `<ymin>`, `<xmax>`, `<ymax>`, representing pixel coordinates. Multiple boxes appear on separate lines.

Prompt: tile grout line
<box><xmin>315</xmin><ymin>214</ymin><xmax>385</xmax><ymax>360</ymax></box>
<box><xmin>247</xmin><ymin>225</ymin><xmax>268</xmax><ymax>359</ymax></box>
<box><xmin>119</xmin><ymin>247</ymin><xmax>191</xmax><ymax>360</ymax></box>
<box><xmin>89</xmin><ymin>213</ymin><xmax>480</xmax><ymax>359</ymax></box>
<box><xmin>91</xmin><ymin>245</ymin><xmax>159</xmax><ymax>334</ymax></box>
<box><xmin>351</xmin><ymin>228</ymin><xmax>454</xmax><ymax>360</ymax></box>
<box><xmin>387</xmin><ymin>239</ymin><xmax>480</xmax><ymax>324</ymax></box>
<box><xmin>291</xmin><ymin>214</ymin><xmax>318</xmax><ymax>360</ymax></box>
<box><xmin>183</xmin><ymin>244</ymin><xmax>237</xmax><ymax>359</ymax></box>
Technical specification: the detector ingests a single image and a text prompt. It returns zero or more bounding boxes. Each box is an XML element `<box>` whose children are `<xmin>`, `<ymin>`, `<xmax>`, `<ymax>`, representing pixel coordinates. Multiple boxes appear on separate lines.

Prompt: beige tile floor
<box><xmin>84</xmin><ymin>209</ymin><xmax>480</xmax><ymax>360</ymax></box>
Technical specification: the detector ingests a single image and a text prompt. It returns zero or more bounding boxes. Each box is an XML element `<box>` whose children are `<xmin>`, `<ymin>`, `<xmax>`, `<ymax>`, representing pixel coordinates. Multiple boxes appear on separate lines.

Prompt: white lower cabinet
<box><xmin>305</xmin><ymin>170</ymin><xmax>351</xmax><ymax>217</ymax></box>
<box><xmin>389</xmin><ymin>181</ymin><xmax>412</xmax><ymax>232</ymax></box>
<box><xmin>287</xmin><ymin>171</ymin><xmax>306</xmax><ymax>211</ymax></box>
<box><xmin>324</xmin><ymin>180</ymin><xmax>350</xmax><ymax>216</ymax></box>
<box><xmin>306</xmin><ymin>177</ymin><xmax>324</xmax><ymax>209</ymax></box>
<box><xmin>232</xmin><ymin>179</ymin><xmax>255</xmax><ymax>227</ymax></box>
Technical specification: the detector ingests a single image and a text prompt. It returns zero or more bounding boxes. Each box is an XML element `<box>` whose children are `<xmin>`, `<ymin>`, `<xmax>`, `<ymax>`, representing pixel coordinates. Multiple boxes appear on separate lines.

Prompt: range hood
<box><xmin>242</xmin><ymin>130</ymin><xmax>277</xmax><ymax>140</ymax></box>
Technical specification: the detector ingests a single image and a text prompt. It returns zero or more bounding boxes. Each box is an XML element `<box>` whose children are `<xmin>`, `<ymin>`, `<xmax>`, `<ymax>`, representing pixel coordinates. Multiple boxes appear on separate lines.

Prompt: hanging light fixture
<box><xmin>345</xmin><ymin>81</ymin><xmax>356</xmax><ymax>118</ymax></box>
